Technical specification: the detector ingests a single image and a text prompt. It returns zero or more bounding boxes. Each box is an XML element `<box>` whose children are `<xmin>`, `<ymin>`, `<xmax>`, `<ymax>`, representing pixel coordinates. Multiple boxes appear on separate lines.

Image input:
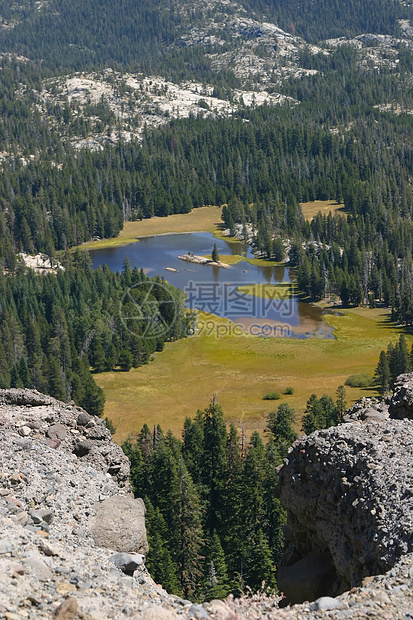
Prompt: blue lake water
<box><xmin>90</xmin><ymin>232</ymin><xmax>333</xmax><ymax>338</ymax></box>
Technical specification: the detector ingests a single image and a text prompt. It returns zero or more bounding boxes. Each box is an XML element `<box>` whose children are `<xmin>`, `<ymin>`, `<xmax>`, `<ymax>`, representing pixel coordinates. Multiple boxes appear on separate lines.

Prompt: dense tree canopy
<box><xmin>123</xmin><ymin>403</ymin><xmax>288</xmax><ymax>600</ymax></box>
<box><xmin>0</xmin><ymin>252</ymin><xmax>192</xmax><ymax>415</ymax></box>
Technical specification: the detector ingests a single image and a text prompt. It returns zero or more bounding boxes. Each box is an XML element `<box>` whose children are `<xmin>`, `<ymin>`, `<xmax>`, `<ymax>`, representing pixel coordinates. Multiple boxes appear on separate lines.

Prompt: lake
<box><xmin>90</xmin><ymin>232</ymin><xmax>333</xmax><ymax>339</ymax></box>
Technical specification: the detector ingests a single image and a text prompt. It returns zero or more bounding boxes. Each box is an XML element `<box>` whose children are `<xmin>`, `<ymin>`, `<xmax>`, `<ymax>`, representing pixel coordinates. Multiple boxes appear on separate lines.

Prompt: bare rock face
<box><xmin>342</xmin><ymin>396</ymin><xmax>389</xmax><ymax>423</ymax></box>
<box><xmin>90</xmin><ymin>496</ymin><xmax>149</xmax><ymax>554</ymax></box>
<box><xmin>0</xmin><ymin>388</ymin><xmax>130</xmax><ymax>487</ymax></box>
<box><xmin>1</xmin><ymin>386</ymin><xmax>413</xmax><ymax>617</ymax></box>
<box><xmin>389</xmin><ymin>373</ymin><xmax>413</xmax><ymax>419</ymax></box>
<box><xmin>276</xmin><ymin>406</ymin><xmax>413</xmax><ymax>604</ymax></box>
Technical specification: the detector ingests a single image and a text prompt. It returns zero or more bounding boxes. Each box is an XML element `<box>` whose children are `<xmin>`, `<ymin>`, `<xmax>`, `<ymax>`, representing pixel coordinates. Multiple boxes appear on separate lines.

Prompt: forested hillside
<box><xmin>0</xmin><ymin>252</ymin><xmax>191</xmax><ymax>414</ymax></box>
<box><xmin>2</xmin><ymin>37</ymin><xmax>413</xmax><ymax>320</ymax></box>
<box><xmin>1</xmin><ymin>4</ymin><xmax>413</xmax><ymax>410</ymax></box>
<box><xmin>1</xmin><ymin>0</ymin><xmax>412</xmax><ymax>72</ymax></box>
<box><xmin>123</xmin><ymin>403</ymin><xmax>288</xmax><ymax>600</ymax></box>
<box><xmin>240</xmin><ymin>0</ymin><xmax>411</xmax><ymax>40</ymax></box>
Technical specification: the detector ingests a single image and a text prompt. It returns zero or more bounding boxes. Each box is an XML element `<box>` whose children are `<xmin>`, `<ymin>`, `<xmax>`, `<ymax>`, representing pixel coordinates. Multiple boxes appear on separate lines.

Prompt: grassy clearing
<box><xmin>300</xmin><ymin>200</ymin><xmax>347</xmax><ymax>221</ymax></box>
<box><xmin>243</xmin><ymin>256</ymin><xmax>282</xmax><ymax>267</ymax></box>
<box><xmin>96</xmin><ymin>305</ymin><xmax>409</xmax><ymax>443</ymax></box>
<box><xmin>81</xmin><ymin>206</ymin><xmax>224</xmax><ymax>250</ymax></box>
<box><xmin>205</xmin><ymin>254</ymin><xmax>283</xmax><ymax>267</ymax></box>
<box><xmin>202</xmin><ymin>254</ymin><xmax>244</xmax><ymax>265</ymax></box>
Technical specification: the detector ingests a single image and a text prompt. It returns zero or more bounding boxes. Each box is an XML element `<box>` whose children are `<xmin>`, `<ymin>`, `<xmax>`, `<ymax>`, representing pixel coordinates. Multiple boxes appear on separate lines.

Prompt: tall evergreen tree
<box><xmin>202</xmin><ymin>531</ymin><xmax>230</xmax><ymax>601</ymax></box>
<box><xmin>174</xmin><ymin>457</ymin><xmax>204</xmax><ymax>600</ymax></box>
<box><xmin>201</xmin><ymin>403</ymin><xmax>227</xmax><ymax>533</ymax></box>
<box><xmin>375</xmin><ymin>350</ymin><xmax>391</xmax><ymax>395</ymax></box>
<box><xmin>266</xmin><ymin>403</ymin><xmax>297</xmax><ymax>446</ymax></box>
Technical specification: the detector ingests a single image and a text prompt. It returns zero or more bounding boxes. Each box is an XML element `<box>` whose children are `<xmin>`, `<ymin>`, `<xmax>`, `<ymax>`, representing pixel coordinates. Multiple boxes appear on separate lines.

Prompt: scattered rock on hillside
<box><xmin>0</xmin><ymin>388</ymin><xmax>130</xmax><ymax>487</ymax></box>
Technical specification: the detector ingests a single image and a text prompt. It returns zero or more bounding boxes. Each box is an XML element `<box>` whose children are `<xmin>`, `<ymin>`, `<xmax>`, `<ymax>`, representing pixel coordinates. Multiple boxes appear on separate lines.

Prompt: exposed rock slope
<box><xmin>275</xmin><ymin>375</ymin><xmax>413</xmax><ymax>610</ymax></box>
<box><xmin>0</xmin><ymin>390</ymin><xmax>182</xmax><ymax>619</ymax></box>
<box><xmin>1</xmin><ymin>386</ymin><xmax>413</xmax><ymax>619</ymax></box>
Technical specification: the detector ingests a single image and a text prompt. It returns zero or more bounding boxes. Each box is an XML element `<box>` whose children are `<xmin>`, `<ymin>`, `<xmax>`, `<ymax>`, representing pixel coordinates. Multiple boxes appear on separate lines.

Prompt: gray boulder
<box><xmin>389</xmin><ymin>373</ymin><xmax>413</xmax><ymax>419</ymax></box>
<box><xmin>89</xmin><ymin>495</ymin><xmax>149</xmax><ymax>554</ymax></box>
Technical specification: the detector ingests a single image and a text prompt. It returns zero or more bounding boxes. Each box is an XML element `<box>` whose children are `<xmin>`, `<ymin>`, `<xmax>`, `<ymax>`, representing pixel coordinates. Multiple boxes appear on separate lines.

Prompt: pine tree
<box><xmin>238</xmin><ymin>433</ymin><xmax>276</xmax><ymax>592</ymax></box>
<box><xmin>122</xmin><ymin>438</ymin><xmax>145</xmax><ymax>498</ymax></box>
<box><xmin>375</xmin><ymin>350</ymin><xmax>391</xmax><ymax>395</ymax></box>
<box><xmin>272</xmin><ymin>237</ymin><xmax>285</xmax><ymax>262</ymax></box>
<box><xmin>397</xmin><ymin>334</ymin><xmax>411</xmax><ymax>376</ymax></box>
<box><xmin>182</xmin><ymin>412</ymin><xmax>204</xmax><ymax>486</ymax></box>
<box><xmin>202</xmin><ymin>532</ymin><xmax>230</xmax><ymax>601</ymax></box>
<box><xmin>263</xmin><ymin>438</ymin><xmax>286</xmax><ymax>567</ymax></box>
<box><xmin>335</xmin><ymin>385</ymin><xmax>347</xmax><ymax>421</ymax></box>
<box><xmin>145</xmin><ymin>503</ymin><xmax>180</xmax><ymax>596</ymax></box>
<box><xmin>174</xmin><ymin>457</ymin><xmax>203</xmax><ymax>600</ymax></box>
<box><xmin>266</xmin><ymin>403</ymin><xmax>297</xmax><ymax>445</ymax></box>
<box><xmin>211</xmin><ymin>243</ymin><xmax>219</xmax><ymax>263</ymax></box>
<box><xmin>201</xmin><ymin>403</ymin><xmax>228</xmax><ymax>533</ymax></box>
<box><xmin>46</xmin><ymin>356</ymin><xmax>66</xmax><ymax>401</ymax></box>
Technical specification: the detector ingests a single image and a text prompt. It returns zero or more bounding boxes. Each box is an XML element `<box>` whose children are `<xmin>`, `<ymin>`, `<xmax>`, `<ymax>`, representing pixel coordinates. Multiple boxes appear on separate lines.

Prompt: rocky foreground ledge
<box><xmin>0</xmin><ymin>387</ymin><xmax>413</xmax><ymax>619</ymax></box>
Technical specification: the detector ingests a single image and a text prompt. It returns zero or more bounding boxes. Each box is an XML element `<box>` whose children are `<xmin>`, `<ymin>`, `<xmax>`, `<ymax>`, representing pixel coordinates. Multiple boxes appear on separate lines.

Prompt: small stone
<box><xmin>53</xmin><ymin>596</ymin><xmax>78</xmax><ymax>619</ymax></box>
<box><xmin>38</xmin><ymin>540</ymin><xmax>59</xmax><ymax>556</ymax></box>
<box><xmin>9</xmin><ymin>562</ymin><xmax>25</xmax><ymax>576</ymax></box>
<box><xmin>30</xmin><ymin>510</ymin><xmax>43</xmax><ymax>524</ymax></box>
<box><xmin>56</xmin><ymin>583</ymin><xmax>76</xmax><ymax>595</ymax></box>
<box><xmin>9</xmin><ymin>473</ymin><xmax>23</xmax><ymax>485</ymax></box>
<box><xmin>46</xmin><ymin>439</ymin><xmax>61</xmax><ymax>449</ymax></box>
<box><xmin>31</xmin><ymin>508</ymin><xmax>53</xmax><ymax>524</ymax></box>
<box><xmin>77</xmin><ymin>412</ymin><xmax>92</xmax><ymax>426</ymax></box>
<box><xmin>0</xmin><ymin>540</ymin><xmax>14</xmax><ymax>555</ymax></box>
<box><xmin>47</xmin><ymin>424</ymin><xmax>67</xmax><ymax>441</ymax></box>
<box><xmin>309</xmin><ymin>596</ymin><xmax>340</xmax><ymax>611</ymax></box>
<box><xmin>118</xmin><ymin>576</ymin><xmax>135</xmax><ymax>589</ymax></box>
<box><xmin>23</xmin><ymin>557</ymin><xmax>52</xmax><ymax>581</ymax></box>
<box><xmin>13</xmin><ymin>437</ymin><xmax>33</xmax><ymax>450</ymax></box>
<box><xmin>26</xmin><ymin>595</ymin><xmax>41</xmax><ymax>606</ymax></box>
<box><xmin>109</xmin><ymin>552</ymin><xmax>144</xmax><ymax>575</ymax></box>
<box><xmin>18</xmin><ymin>425</ymin><xmax>31</xmax><ymax>437</ymax></box>
<box><xmin>189</xmin><ymin>603</ymin><xmax>209</xmax><ymax>618</ymax></box>
<box><xmin>374</xmin><ymin>591</ymin><xmax>390</xmax><ymax>603</ymax></box>
<box><xmin>73</xmin><ymin>439</ymin><xmax>92</xmax><ymax>457</ymax></box>
<box><xmin>14</xmin><ymin>511</ymin><xmax>29</xmax><ymax>526</ymax></box>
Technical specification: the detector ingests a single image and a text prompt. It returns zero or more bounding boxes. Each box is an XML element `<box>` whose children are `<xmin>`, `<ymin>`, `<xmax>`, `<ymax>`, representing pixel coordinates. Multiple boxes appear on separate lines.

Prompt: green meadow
<box><xmin>96</xmin><ymin>306</ymin><xmax>407</xmax><ymax>443</ymax></box>
<box><xmin>81</xmin><ymin>205</ymin><xmax>224</xmax><ymax>250</ymax></box>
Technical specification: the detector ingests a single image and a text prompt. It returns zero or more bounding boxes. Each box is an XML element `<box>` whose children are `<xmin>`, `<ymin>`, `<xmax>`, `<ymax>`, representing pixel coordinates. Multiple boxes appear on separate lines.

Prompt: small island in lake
<box><xmin>178</xmin><ymin>253</ymin><xmax>231</xmax><ymax>268</ymax></box>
